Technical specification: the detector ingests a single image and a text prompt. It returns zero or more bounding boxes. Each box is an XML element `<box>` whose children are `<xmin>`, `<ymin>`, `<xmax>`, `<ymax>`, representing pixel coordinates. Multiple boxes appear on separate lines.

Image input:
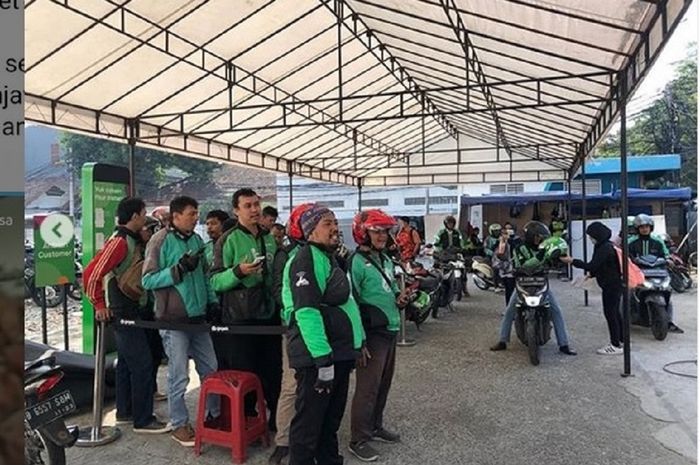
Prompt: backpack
<box><xmin>613</xmin><ymin>246</ymin><xmax>645</xmax><ymax>288</ymax></box>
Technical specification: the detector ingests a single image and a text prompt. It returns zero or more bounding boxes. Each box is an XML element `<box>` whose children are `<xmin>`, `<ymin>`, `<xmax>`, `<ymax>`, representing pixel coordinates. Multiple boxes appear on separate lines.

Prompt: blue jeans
<box><xmin>498</xmin><ymin>289</ymin><xmax>570</xmax><ymax>347</ymax></box>
<box><xmin>114</xmin><ymin>325</ymin><xmax>154</xmax><ymax>428</ymax></box>
<box><xmin>160</xmin><ymin>330</ymin><xmax>220</xmax><ymax>429</ymax></box>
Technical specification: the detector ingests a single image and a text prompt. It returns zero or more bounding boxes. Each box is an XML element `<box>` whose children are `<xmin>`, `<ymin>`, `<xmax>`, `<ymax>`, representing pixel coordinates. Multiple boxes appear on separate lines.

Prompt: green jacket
<box><xmin>484</xmin><ymin>236</ymin><xmax>499</xmax><ymax>257</ymax></box>
<box><xmin>142</xmin><ymin>228</ymin><xmax>216</xmax><ymax>323</ymax></box>
<box><xmin>204</xmin><ymin>240</ymin><xmax>215</xmax><ymax>271</ymax></box>
<box><xmin>210</xmin><ymin>223</ymin><xmax>277</xmax><ymax>322</ymax></box>
<box><xmin>350</xmin><ymin>249</ymin><xmax>400</xmax><ymax>334</ymax></box>
<box><xmin>282</xmin><ymin>243</ymin><xmax>365</xmax><ymax>369</ymax></box>
<box><xmin>273</xmin><ymin>241</ymin><xmax>302</xmax><ymax>322</ymax></box>
<box><xmin>434</xmin><ymin>228</ymin><xmax>462</xmax><ymax>251</ymax></box>
<box><xmin>512</xmin><ymin>243</ymin><xmax>548</xmax><ymax>275</ymax></box>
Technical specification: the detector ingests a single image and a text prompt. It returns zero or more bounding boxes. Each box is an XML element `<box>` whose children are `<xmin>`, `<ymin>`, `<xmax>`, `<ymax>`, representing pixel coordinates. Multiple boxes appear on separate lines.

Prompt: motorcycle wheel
<box><xmin>455</xmin><ymin>278</ymin><xmax>463</xmax><ymax>301</ymax></box>
<box><xmin>682</xmin><ymin>271</ymin><xmax>693</xmax><ymax>289</ymax></box>
<box><xmin>25</xmin><ymin>424</ymin><xmax>66</xmax><ymax>465</ymax></box>
<box><xmin>472</xmin><ymin>274</ymin><xmax>490</xmax><ymax>291</ymax></box>
<box><xmin>650</xmin><ymin>303</ymin><xmax>669</xmax><ymax>341</ymax></box>
<box><xmin>526</xmin><ymin>319</ymin><xmax>540</xmax><ymax>366</ymax></box>
<box><xmin>29</xmin><ymin>278</ymin><xmax>65</xmax><ymax>308</ymax></box>
<box><xmin>67</xmin><ymin>278</ymin><xmax>82</xmax><ymax>301</ymax></box>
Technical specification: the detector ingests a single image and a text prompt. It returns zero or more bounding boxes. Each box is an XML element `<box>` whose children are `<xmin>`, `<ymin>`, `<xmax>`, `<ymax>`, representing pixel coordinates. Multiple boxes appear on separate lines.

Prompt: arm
<box><xmin>571</xmin><ymin>244</ymin><xmax>608</xmax><ymax>273</ymax></box>
<box><xmin>412</xmin><ymin>229</ymin><xmax>421</xmax><ymax>256</ymax></box>
<box><xmin>272</xmin><ymin>248</ymin><xmax>289</xmax><ymax>308</ymax></box>
<box><xmin>289</xmin><ymin>248</ymin><xmax>332</xmax><ymax>367</ymax></box>
<box><xmin>142</xmin><ymin>232</ymin><xmax>181</xmax><ymax>290</ymax></box>
<box><xmin>85</xmin><ymin>237</ymin><xmax>127</xmax><ymax>312</ymax></box>
<box><xmin>209</xmin><ymin>234</ymin><xmax>245</xmax><ymax>292</ymax></box>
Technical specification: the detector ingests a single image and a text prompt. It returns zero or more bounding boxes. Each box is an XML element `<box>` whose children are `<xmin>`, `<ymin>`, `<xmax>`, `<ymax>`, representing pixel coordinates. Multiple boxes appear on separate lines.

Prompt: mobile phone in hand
<box><xmin>251</xmin><ymin>255</ymin><xmax>266</xmax><ymax>266</ymax></box>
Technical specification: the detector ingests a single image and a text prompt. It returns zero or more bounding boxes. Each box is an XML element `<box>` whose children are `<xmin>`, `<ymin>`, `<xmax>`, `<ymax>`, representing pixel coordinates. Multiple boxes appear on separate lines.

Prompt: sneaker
<box><xmin>134</xmin><ymin>418</ymin><xmax>171</xmax><ymax>434</ymax></box>
<box><xmin>371</xmin><ymin>427</ymin><xmax>400</xmax><ymax>443</ymax></box>
<box><xmin>669</xmin><ymin>323</ymin><xmax>685</xmax><ymax>334</ymax></box>
<box><xmin>559</xmin><ymin>345</ymin><xmax>577</xmax><ymax>356</ymax></box>
<box><xmin>154</xmin><ymin>391</ymin><xmax>168</xmax><ymax>402</ymax></box>
<box><xmin>490</xmin><ymin>342</ymin><xmax>507</xmax><ymax>351</ymax></box>
<box><xmin>115</xmin><ymin>415</ymin><xmax>132</xmax><ymax>425</ymax></box>
<box><xmin>268</xmin><ymin>446</ymin><xmax>289</xmax><ymax>465</ymax></box>
<box><xmin>348</xmin><ymin>441</ymin><xmax>379</xmax><ymax>462</ymax></box>
<box><xmin>171</xmin><ymin>424</ymin><xmax>196</xmax><ymax>447</ymax></box>
<box><xmin>596</xmin><ymin>344</ymin><xmax>623</xmax><ymax>356</ymax></box>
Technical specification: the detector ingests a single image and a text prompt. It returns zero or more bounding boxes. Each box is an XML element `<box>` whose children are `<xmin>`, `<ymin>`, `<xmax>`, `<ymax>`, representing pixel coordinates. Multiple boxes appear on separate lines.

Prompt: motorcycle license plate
<box><xmin>25</xmin><ymin>390</ymin><xmax>76</xmax><ymax>429</ymax></box>
<box><xmin>454</xmin><ymin>269</ymin><xmax>462</xmax><ymax>278</ymax></box>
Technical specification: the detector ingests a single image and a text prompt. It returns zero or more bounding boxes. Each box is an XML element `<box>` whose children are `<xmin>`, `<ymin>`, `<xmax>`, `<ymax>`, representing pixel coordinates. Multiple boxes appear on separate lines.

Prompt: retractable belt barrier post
<box><xmin>76</xmin><ymin>320</ymin><xmax>121</xmax><ymax>447</ymax></box>
<box><xmin>395</xmin><ymin>271</ymin><xmax>416</xmax><ymax>347</ymax></box>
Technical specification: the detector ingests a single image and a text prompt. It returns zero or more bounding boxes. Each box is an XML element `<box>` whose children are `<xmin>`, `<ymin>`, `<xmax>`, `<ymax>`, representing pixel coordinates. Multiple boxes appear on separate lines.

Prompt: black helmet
<box><xmin>633</xmin><ymin>214</ymin><xmax>654</xmax><ymax>234</ymax></box>
<box><xmin>523</xmin><ymin>221</ymin><xmax>551</xmax><ymax>247</ymax></box>
<box><xmin>444</xmin><ymin>215</ymin><xmax>457</xmax><ymax>228</ymax></box>
<box><xmin>144</xmin><ymin>215</ymin><xmax>160</xmax><ymax>233</ymax></box>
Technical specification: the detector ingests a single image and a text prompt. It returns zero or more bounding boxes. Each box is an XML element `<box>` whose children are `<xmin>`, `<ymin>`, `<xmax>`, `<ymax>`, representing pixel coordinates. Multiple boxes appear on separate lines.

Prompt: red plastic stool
<box><xmin>194</xmin><ymin>370</ymin><xmax>269</xmax><ymax>463</ymax></box>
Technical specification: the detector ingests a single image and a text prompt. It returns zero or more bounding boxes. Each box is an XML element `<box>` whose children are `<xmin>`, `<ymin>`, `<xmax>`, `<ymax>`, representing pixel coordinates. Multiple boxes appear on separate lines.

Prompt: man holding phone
<box><xmin>210</xmin><ymin>188</ymin><xmax>279</xmax><ymax>429</ymax></box>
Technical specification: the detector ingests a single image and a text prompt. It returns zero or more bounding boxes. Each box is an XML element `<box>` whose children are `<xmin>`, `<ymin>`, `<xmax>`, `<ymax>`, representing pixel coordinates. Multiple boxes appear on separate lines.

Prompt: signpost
<box><xmin>81</xmin><ymin>163</ymin><xmax>130</xmax><ymax>354</ymax></box>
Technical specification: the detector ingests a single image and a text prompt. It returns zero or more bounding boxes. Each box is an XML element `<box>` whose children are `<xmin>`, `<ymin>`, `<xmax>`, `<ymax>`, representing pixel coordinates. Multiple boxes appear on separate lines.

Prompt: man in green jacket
<box><xmin>203</xmin><ymin>209</ymin><xmax>229</xmax><ymax>269</ymax></box>
<box><xmin>210</xmin><ymin>188</ymin><xmax>279</xmax><ymax>426</ymax></box>
<box><xmin>348</xmin><ymin>209</ymin><xmax>408</xmax><ymax>462</ymax></box>
<box><xmin>142</xmin><ymin>196</ymin><xmax>220</xmax><ymax>447</ymax></box>
<box><xmin>282</xmin><ymin>204</ymin><xmax>366</xmax><ymax>465</ymax></box>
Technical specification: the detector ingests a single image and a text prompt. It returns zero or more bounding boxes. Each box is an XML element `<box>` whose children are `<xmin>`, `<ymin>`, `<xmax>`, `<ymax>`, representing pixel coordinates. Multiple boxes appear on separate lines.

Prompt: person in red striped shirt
<box><xmin>84</xmin><ymin>197</ymin><xmax>169</xmax><ymax>435</ymax></box>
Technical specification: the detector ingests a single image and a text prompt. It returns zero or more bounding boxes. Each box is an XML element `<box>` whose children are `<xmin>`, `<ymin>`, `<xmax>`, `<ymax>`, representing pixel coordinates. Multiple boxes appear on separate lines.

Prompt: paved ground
<box><xmin>57</xmin><ymin>278</ymin><xmax>696</xmax><ymax>465</ymax></box>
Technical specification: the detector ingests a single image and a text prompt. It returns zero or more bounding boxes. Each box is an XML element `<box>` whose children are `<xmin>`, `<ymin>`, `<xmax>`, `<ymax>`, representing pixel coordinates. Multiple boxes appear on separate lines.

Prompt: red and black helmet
<box><xmin>352</xmin><ymin>209</ymin><xmax>397</xmax><ymax>245</ymax></box>
<box><xmin>287</xmin><ymin>203</ymin><xmax>313</xmax><ymax>241</ymax></box>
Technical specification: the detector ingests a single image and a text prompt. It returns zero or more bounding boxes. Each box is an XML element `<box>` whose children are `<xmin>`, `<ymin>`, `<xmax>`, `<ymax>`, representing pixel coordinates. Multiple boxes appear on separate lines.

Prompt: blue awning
<box><xmin>460</xmin><ymin>188</ymin><xmax>692</xmax><ymax>207</ymax></box>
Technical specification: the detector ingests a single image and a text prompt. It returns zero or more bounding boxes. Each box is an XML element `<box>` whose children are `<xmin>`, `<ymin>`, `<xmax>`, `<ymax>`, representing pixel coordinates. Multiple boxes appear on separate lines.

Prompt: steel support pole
<box><xmin>358</xmin><ymin>183</ymin><xmax>363</xmax><ymax>211</ymax></box>
<box><xmin>581</xmin><ymin>160</ymin><xmax>589</xmax><ymax>306</ymax></box>
<box><xmin>620</xmin><ymin>72</ymin><xmax>632</xmax><ymax>377</ymax></box>
<box><xmin>288</xmin><ymin>171</ymin><xmax>293</xmax><ymax>212</ymax></box>
<box><xmin>566</xmin><ymin>179</ymin><xmax>573</xmax><ymax>280</ymax></box>
<box><xmin>128</xmin><ymin>138</ymin><xmax>135</xmax><ymax>197</ymax></box>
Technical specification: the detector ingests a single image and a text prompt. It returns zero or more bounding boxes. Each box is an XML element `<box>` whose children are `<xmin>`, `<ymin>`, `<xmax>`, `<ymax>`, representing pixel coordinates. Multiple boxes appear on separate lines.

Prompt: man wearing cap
<box><xmin>282</xmin><ymin>204</ymin><xmax>366</xmax><ymax>465</ymax></box>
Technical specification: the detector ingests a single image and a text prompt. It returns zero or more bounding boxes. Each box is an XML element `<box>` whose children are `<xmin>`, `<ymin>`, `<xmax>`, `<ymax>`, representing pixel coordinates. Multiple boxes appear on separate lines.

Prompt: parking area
<box><xmin>57</xmin><ymin>279</ymin><xmax>696</xmax><ymax>465</ymax></box>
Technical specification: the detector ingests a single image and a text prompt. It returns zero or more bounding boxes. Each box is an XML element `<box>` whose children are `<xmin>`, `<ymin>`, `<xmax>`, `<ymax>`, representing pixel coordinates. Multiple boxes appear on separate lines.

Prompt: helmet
<box><xmin>144</xmin><ymin>215</ymin><xmax>160</xmax><ymax>233</ymax></box>
<box><xmin>444</xmin><ymin>215</ymin><xmax>457</xmax><ymax>228</ymax></box>
<box><xmin>286</xmin><ymin>203</ymin><xmax>314</xmax><ymax>242</ymax></box>
<box><xmin>633</xmin><ymin>214</ymin><xmax>654</xmax><ymax>233</ymax></box>
<box><xmin>488</xmin><ymin>223</ymin><xmax>502</xmax><ymax>238</ymax></box>
<box><xmin>540</xmin><ymin>236</ymin><xmax>569</xmax><ymax>261</ymax></box>
<box><xmin>352</xmin><ymin>209</ymin><xmax>397</xmax><ymax>245</ymax></box>
<box><xmin>523</xmin><ymin>221</ymin><xmax>551</xmax><ymax>247</ymax></box>
<box><xmin>551</xmin><ymin>220</ymin><xmax>565</xmax><ymax>232</ymax></box>
<box><xmin>151</xmin><ymin>206</ymin><xmax>170</xmax><ymax>228</ymax></box>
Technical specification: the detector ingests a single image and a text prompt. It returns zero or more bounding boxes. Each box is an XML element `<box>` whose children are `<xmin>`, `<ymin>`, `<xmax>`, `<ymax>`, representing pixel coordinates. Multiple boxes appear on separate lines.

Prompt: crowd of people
<box><xmin>82</xmin><ymin>190</ymin><xmax>684</xmax><ymax>464</ymax></box>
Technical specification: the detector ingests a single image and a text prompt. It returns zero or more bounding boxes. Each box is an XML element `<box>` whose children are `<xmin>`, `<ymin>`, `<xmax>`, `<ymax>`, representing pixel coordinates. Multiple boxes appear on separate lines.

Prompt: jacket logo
<box><xmin>295</xmin><ymin>272</ymin><xmax>310</xmax><ymax>287</ymax></box>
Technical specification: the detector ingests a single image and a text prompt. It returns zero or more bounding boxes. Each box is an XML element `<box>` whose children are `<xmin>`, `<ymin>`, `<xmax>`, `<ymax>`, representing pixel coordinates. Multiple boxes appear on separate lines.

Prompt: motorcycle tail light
<box><xmin>37</xmin><ymin>372</ymin><xmax>64</xmax><ymax>398</ymax></box>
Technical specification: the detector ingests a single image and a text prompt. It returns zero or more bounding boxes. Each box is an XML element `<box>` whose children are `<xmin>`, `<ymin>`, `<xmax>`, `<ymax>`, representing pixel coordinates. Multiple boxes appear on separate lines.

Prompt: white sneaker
<box><xmin>596</xmin><ymin>344</ymin><xmax>623</xmax><ymax>355</ymax></box>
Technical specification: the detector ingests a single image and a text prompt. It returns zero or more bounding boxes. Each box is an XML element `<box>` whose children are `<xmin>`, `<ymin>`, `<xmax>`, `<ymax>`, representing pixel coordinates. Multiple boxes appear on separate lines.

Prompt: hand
<box><xmin>314</xmin><ymin>365</ymin><xmax>334</xmax><ymax>394</ymax></box>
<box><xmin>178</xmin><ymin>253</ymin><xmax>200</xmax><ymax>273</ymax></box>
<box><xmin>396</xmin><ymin>290</ymin><xmax>410</xmax><ymax>308</ymax></box>
<box><xmin>357</xmin><ymin>346</ymin><xmax>372</xmax><ymax>368</ymax></box>
<box><xmin>95</xmin><ymin>306</ymin><xmax>112</xmax><ymax>322</ymax></box>
<box><xmin>238</xmin><ymin>261</ymin><xmax>263</xmax><ymax>276</ymax></box>
<box><xmin>560</xmin><ymin>256</ymin><xmax>574</xmax><ymax>264</ymax></box>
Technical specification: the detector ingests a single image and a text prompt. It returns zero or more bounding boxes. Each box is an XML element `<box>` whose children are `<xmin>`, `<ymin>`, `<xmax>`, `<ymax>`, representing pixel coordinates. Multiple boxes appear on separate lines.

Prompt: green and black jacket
<box><xmin>512</xmin><ymin>243</ymin><xmax>548</xmax><ymax>275</ymax></box>
<box><xmin>281</xmin><ymin>242</ymin><xmax>365</xmax><ymax>369</ymax></box>
<box><xmin>350</xmin><ymin>249</ymin><xmax>400</xmax><ymax>335</ymax></box>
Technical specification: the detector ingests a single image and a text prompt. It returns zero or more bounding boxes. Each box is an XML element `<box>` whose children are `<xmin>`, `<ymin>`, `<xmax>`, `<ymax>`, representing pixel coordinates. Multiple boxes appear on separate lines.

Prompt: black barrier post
<box><xmin>76</xmin><ymin>320</ymin><xmax>121</xmax><ymax>447</ymax></box>
<box><xmin>566</xmin><ymin>179</ymin><xmax>573</xmax><ymax>280</ymax></box>
<box><xmin>620</xmin><ymin>71</ymin><xmax>632</xmax><ymax>377</ymax></box>
<box><xmin>358</xmin><ymin>183</ymin><xmax>363</xmax><ymax>211</ymax></box>
<box><xmin>62</xmin><ymin>284</ymin><xmax>69</xmax><ymax>350</ymax></box>
<box><xmin>581</xmin><ymin>161</ymin><xmax>589</xmax><ymax>306</ymax></box>
<box><xmin>41</xmin><ymin>287</ymin><xmax>48</xmax><ymax>344</ymax></box>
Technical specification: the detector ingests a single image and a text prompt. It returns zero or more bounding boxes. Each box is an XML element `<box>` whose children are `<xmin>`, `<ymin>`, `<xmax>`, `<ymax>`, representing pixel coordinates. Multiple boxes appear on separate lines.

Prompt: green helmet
<box><xmin>539</xmin><ymin>236</ymin><xmax>569</xmax><ymax>261</ymax></box>
<box><xmin>488</xmin><ymin>223</ymin><xmax>502</xmax><ymax>238</ymax></box>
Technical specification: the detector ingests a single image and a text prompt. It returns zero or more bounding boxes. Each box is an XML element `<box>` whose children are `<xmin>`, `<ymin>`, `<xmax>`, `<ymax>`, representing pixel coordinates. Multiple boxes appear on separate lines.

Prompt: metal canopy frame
<box><xmin>26</xmin><ymin>0</ymin><xmax>692</xmax><ymax>187</ymax></box>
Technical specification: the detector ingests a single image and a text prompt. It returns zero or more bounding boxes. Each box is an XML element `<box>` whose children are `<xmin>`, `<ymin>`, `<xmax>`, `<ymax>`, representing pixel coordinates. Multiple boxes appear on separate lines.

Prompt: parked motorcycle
<box><xmin>632</xmin><ymin>254</ymin><xmax>672</xmax><ymax>341</ymax></box>
<box><xmin>25</xmin><ymin>354</ymin><xmax>79</xmax><ymax>465</ymax></box>
<box><xmin>396</xmin><ymin>261</ymin><xmax>442</xmax><ymax>327</ymax></box>
<box><xmin>24</xmin><ymin>243</ymin><xmax>66</xmax><ymax>308</ymax></box>
<box><xmin>513</xmin><ymin>274</ymin><xmax>552</xmax><ymax>366</ymax></box>
<box><xmin>660</xmin><ymin>234</ymin><xmax>693</xmax><ymax>293</ymax></box>
<box><xmin>433</xmin><ymin>251</ymin><xmax>459</xmax><ymax>317</ymax></box>
<box><xmin>471</xmin><ymin>256</ymin><xmax>499</xmax><ymax>291</ymax></box>
<box><xmin>67</xmin><ymin>243</ymin><xmax>83</xmax><ymax>302</ymax></box>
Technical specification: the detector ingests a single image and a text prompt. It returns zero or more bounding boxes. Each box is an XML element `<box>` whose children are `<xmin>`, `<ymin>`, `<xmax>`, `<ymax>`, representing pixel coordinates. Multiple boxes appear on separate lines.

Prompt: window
<box><xmin>490</xmin><ymin>183</ymin><xmax>524</xmax><ymax>194</ymax></box>
<box><xmin>360</xmin><ymin>198</ymin><xmax>388</xmax><ymax>207</ymax></box>
<box><xmin>321</xmin><ymin>200</ymin><xmax>345</xmax><ymax>208</ymax></box>
<box><xmin>404</xmin><ymin>197</ymin><xmax>426</xmax><ymax>205</ymax></box>
<box><xmin>570</xmin><ymin>179</ymin><xmax>602</xmax><ymax>195</ymax></box>
<box><xmin>428</xmin><ymin>196</ymin><xmax>458</xmax><ymax>205</ymax></box>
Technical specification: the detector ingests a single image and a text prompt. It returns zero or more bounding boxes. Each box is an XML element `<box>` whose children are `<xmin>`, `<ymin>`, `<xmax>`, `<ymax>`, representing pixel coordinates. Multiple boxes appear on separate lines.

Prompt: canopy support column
<box><xmin>288</xmin><ymin>172</ymin><xmax>293</xmax><ymax>212</ymax></box>
<box><xmin>566</xmin><ymin>179</ymin><xmax>573</xmax><ymax>280</ymax></box>
<box><xmin>358</xmin><ymin>182</ymin><xmax>363</xmax><ymax>212</ymax></box>
<box><xmin>581</xmin><ymin>158</ymin><xmax>589</xmax><ymax>306</ymax></box>
<box><xmin>620</xmin><ymin>71</ymin><xmax>632</xmax><ymax>377</ymax></box>
<box><xmin>127</xmin><ymin>120</ymin><xmax>137</xmax><ymax>196</ymax></box>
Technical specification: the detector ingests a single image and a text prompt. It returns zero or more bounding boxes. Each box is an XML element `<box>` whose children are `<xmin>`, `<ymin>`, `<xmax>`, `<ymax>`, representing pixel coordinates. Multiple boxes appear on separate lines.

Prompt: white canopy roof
<box><xmin>25</xmin><ymin>0</ymin><xmax>692</xmax><ymax>186</ymax></box>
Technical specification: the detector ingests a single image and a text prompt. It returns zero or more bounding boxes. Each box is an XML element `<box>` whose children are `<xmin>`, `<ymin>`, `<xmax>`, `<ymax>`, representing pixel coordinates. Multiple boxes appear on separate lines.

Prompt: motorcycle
<box><xmin>433</xmin><ymin>251</ymin><xmax>459</xmax><ymax>316</ymax></box>
<box><xmin>660</xmin><ymin>234</ymin><xmax>693</xmax><ymax>293</ymax></box>
<box><xmin>24</xmin><ymin>243</ymin><xmax>66</xmax><ymax>308</ymax></box>
<box><xmin>513</xmin><ymin>274</ymin><xmax>552</xmax><ymax>366</ymax></box>
<box><xmin>396</xmin><ymin>261</ymin><xmax>442</xmax><ymax>328</ymax></box>
<box><xmin>471</xmin><ymin>256</ymin><xmax>499</xmax><ymax>291</ymax></box>
<box><xmin>67</xmin><ymin>251</ymin><xmax>83</xmax><ymax>302</ymax></box>
<box><xmin>25</xmin><ymin>354</ymin><xmax>79</xmax><ymax>465</ymax></box>
<box><xmin>632</xmin><ymin>255</ymin><xmax>672</xmax><ymax>341</ymax></box>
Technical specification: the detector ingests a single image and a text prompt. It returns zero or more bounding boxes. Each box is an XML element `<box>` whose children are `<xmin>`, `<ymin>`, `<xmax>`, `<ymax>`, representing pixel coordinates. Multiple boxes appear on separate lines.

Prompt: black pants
<box><xmin>114</xmin><ymin>325</ymin><xmax>154</xmax><ymax>428</ymax></box>
<box><xmin>213</xmin><ymin>333</ymin><xmax>282</xmax><ymax>427</ymax></box>
<box><xmin>145</xmin><ymin>328</ymin><xmax>165</xmax><ymax>393</ymax></box>
<box><xmin>503</xmin><ymin>277</ymin><xmax>516</xmax><ymax>305</ymax></box>
<box><xmin>602</xmin><ymin>287</ymin><xmax>624</xmax><ymax>347</ymax></box>
<box><xmin>289</xmin><ymin>361</ymin><xmax>354</xmax><ymax>465</ymax></box>
<box><xmin>351</xmin><ymin>332</ymin><xmax>396</xmax><ymax>442</ymax></box>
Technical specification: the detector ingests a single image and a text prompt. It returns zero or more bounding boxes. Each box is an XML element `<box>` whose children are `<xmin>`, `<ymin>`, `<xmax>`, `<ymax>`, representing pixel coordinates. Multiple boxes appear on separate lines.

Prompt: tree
<box><xmin>597</xmin><ymin>43</ymin><xmax>697</xmax><ymax>191</ymax></box>
<box><xmin>60</xmin><ymin>132</ymin><xmax>221</xmax><ymax>200</ymax></box>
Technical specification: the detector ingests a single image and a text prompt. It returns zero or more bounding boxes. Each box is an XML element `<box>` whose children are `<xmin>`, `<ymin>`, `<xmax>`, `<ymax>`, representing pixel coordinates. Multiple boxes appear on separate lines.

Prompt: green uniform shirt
<box><xmin>350</xmin><ymin>250</ymin><xmax>401</xmax><ymax>333</ymax></box>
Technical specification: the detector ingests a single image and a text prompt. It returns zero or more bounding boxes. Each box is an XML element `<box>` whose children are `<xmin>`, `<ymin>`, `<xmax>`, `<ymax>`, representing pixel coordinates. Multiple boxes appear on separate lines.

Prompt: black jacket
<box><xmin>572</xmin><ymin>222</ymin><xmax>622</xmax><ymax>291</ymax></box>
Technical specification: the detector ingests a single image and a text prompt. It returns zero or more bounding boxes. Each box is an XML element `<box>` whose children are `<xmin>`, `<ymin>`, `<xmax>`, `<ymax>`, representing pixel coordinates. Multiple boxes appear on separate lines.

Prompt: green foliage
<box><xmin>597</xmin><ymin>43</ymin><xmax>697</xmax><ymax>191</ymax></box>
<box><xmin>60</xmin><ymin>132</ymin><xmax>221</xmax><ymax>198</ymax></box>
